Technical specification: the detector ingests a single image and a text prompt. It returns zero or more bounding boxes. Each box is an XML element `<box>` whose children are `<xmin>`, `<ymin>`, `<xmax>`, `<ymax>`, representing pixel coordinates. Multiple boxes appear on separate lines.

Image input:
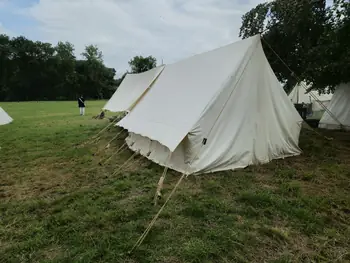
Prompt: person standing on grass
<box><xmin>78</xmin><ymin>95</ymin><xmax>85</xmax><ymax>116</ymax></box>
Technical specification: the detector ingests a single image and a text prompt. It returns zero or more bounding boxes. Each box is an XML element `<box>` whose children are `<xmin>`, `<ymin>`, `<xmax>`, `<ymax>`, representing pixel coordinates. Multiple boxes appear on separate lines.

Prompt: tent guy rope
<box><xmin>129</xmin><ymin>136</ymin><xmax>209</xmax><ymax>253</ymax></box>
<box><xmin>111</xmin><ymin>150</ymin><xmax>139</xmax><ymax>177</ymax></box>
<box><xmin>79</xmin><ymin>117</ymin><xmax>120</xmax><ymax>147</ymax></box>
<box><xmin>260</xmin><ymin>36</ymin><xmax>338</xmax><ymax>140</ymax></box>
<box><xmin>261</xmin><ymin>36</ymin><xmax>344</xmax><ymax>128</ymax></box>
<box><xmin>92</xmin><ymin>128</ymin><xmax>124</xmax><ymax>156</ymax></box>
<box><xmin>128</xmin><ymin>49</ymin><xmax>258</xmax><ymax>250</ymax></box>
<box><xmin>129</xmin><ymin>173</ymin><xmax>186</xmax><ymax>254</ymax></box>
<box><xmin>98</xmin><ymin>142</ymin><xmax>127</xmax><ymax>166</ymax></box>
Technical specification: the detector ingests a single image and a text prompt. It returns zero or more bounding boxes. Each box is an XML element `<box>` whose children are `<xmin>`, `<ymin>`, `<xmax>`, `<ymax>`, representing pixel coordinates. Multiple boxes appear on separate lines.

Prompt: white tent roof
<box><xmin>0</xmin><ymin>107</ymin><xmax>13</xmax><ymax>125</ymax></box>
<box><xmin>289</xmin><ymin>82</ymin><xmax>333</xmax><ymax>105</ymax></box>
<box><xmin>103</xmin><ymin>66</ymin><xmax>164</xmax><ymax>112</ymax></box>
<box><xmin>319</xmin><ymin>83</ymin><xmax>350</xmax><ymax>130</ymax></box>
<box><xmin>118</xmin><ymin>35</ymin><xmax>302</xmax><ymax>175</ymax></box>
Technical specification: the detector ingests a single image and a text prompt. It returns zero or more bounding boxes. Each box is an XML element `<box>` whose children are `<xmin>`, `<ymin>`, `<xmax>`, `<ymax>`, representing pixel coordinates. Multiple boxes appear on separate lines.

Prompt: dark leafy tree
<box><xmin>128</xmin><ymin>55</ymin><xmax>157</xmax><ymax>74</ymax></box>
<box><xmin>240</xmin><ymin>0</ymin><xmax>349</xmax><ymax>93</ymax></box>
<box><xmin>0</xmin><ymin>35</ymin><xmax>117</xmax><ymax>101</ymax></box>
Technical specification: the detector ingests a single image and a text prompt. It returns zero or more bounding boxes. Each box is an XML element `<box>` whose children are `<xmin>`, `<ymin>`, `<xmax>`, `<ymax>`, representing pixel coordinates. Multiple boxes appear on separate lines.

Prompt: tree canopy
<box><xmin>0</xmin><ymin>35</ymin><xmax>117</xmax><ymax>101</ymax></box>
<box><xmin>0</xmin><ymin>33</ymin><xmax>159</xmax><ymax>101</ymax></box>
<box><xmin>128</xmin><ymin>55</ymin><xmax>157</xmax><ymax>74</ymax></box>
<box><xmin>240</xmin><ymin>0</ymin><xmax>350</xmax><ymax>93</ymax></box>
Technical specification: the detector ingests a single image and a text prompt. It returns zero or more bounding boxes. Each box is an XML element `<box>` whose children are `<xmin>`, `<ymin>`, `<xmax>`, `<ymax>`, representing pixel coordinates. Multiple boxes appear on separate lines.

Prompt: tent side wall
<box><xmin>125</xmin><ymin>132</ymin><xmax>190</xmax><ymax>174</ymax></box>
<box><xmin>103</xmin><ymin>74</ymin><xmax>132</xmax><ymax>112</ymax></box>
<box><xmin>312</xmin><ymin>100</ymin><xmax>331</xmax><ymax>112</ymax></box>
<box><xmin>103</xmin><ymin>66</ymin><xmax>164</xmax><ymax>112</ymax></box>
<box><xmin>253</xmin><ymin>43</ymin><xmax>302</xmax><ymax>161</ymax></box>
<box><xmin>319</xmin><ymin>83</ymin><xmax>350</xmax><ymax>130</ymax></box>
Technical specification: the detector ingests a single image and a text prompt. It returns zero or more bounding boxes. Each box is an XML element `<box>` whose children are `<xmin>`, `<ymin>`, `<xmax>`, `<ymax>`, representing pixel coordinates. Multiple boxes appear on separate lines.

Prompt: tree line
<box><xmin>1</xmin><ymin>0</ymin><xmax>348</xmax><ymax>101</ymax></box>
<box><xmin>0</xmin><ymin>34</ymin><xmax>157</xmax><ymax>101</ymax></box>
<box><xmin>240</xmin><ymin>0</ymin><xmax>349</xmax><ymax>94</ymax></box>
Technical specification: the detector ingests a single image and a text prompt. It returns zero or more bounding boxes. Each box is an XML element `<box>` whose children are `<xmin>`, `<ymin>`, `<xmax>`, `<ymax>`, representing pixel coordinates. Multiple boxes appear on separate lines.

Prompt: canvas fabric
<box><xmin>117</xmin><ymin>35</ymin><xmax>303</xmax><ymax>174</ymax></box>
<box><xmin>0</xmin><ymin>107</ymin><xmax>13</xmax><ymax>125</ymax></box>
<box><xmin>103</xmin><ymin>66</ymin><xmax>165</xmax><ymax>112</ymax></box>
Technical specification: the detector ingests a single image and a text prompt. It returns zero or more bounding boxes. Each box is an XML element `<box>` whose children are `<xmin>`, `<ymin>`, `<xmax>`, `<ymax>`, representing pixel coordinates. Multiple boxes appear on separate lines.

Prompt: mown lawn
<box><xmin>0</xmin><ymin>101</ymin><xmax>349</xmax><ymax>263</ymax></box>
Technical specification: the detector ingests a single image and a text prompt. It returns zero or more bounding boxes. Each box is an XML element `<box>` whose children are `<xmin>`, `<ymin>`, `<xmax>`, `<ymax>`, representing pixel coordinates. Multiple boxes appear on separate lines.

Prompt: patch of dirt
<box><xmin>40</xmin><ymin>245</ymin><xmax>66</xmax><ymax>261</ymax></box>
<box><xmin>118</xmin><ymin>190</ymin><xmax>144</xmax><ymax>206</ymax></box>
<box><xmin>0</xmin><ymin>161</ymin><xmax>104</xmax><ymax>201</ymax></box>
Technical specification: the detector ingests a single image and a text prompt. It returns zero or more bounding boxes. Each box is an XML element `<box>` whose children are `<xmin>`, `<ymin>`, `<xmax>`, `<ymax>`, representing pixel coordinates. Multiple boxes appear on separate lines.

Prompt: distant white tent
<box><xmin>288</xmin><ymin>82</ymin><xmax>333</xmax><ymax>112</ymax></box>
<box><xmin>319</xmin><ymin>83</ymin><xmax>350</xmax><ymax>130</ymax></box>
<box><xmin>117</xmin><ymin>35</ymin><xmax>302</xmax><ymax>175</ymax></box>
<box><xmin>103</xmin><ymin>66</ymin><xmax>165</xmax><ymax>112</ymax></box>
<box><xmin>0</xmin><ymin>107</ymin><xmax>13</xmax><ymax>125</ymax></box>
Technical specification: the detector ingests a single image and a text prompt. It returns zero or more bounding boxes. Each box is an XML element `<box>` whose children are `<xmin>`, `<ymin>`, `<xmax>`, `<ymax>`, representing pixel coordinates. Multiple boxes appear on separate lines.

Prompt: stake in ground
<box><xmin>0</xmin><ymin>101</ymin><xmax>349</xmax><ymax>263</ymax></box>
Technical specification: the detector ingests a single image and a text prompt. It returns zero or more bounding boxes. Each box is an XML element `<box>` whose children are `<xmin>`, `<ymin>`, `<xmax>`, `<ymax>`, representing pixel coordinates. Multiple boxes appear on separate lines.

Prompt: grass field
<box><xmin>0</xmin><ymin>101</ymin><xmax>349</xmax><ymax>263</ymax></box>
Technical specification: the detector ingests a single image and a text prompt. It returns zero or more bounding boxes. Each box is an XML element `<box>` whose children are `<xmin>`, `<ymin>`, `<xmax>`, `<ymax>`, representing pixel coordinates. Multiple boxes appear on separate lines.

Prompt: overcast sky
<box><xmin>0</xmin><ymin>0</ymin><xmax>268</xmax><ymax>75</ymax></box>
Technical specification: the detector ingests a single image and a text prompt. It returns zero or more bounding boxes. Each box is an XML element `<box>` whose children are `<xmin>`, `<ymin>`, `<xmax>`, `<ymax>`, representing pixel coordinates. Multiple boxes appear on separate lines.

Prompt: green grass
<box><xmin>0</xmin><ymin>101</ymin><xmax>349</xmax><ymax>263</ymax></box>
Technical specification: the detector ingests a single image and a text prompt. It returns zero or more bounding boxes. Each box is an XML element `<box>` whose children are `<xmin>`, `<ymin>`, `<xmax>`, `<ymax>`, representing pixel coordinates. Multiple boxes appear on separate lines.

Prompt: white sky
<box><xmin>1</xmin><ymin>0</ymin><xmax>272</xmax><ymax>75</ymax></box>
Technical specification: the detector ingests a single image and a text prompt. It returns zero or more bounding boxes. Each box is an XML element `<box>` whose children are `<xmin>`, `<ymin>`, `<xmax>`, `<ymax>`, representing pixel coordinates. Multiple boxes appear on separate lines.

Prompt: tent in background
<box><xmin>117</xmin><ymin>35</ymin><xmax>303</xmax><ymax>175</ymax></box>
<box><xmin>0</xmin><ymin>107</ymin><xmax>13</xmax><ymax>125</ymax></box>
<box><xmin>319</xmin><ymin>83</ymin><xmax>350</xmax><ymax>130</ymax></box>
<box><xmin>288</xmin><ymin>82</ymin><xmax>333</xmax><ymax>117</ymax></box>
<box><xmin>103</xmin><ymin>66</ymin><xmax>165</xmax><ymax>113</ymax></box>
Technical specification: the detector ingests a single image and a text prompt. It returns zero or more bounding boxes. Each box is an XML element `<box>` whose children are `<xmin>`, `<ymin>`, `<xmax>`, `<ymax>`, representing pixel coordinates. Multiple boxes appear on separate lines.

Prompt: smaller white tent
<box><xmin>288</xmin><ymin>82</ymin><xmax>333</xmax><ymax>112</ymax></box>
<box><xmin>319</xmin><ymin>83</ymin><xmax>350</xmax><ymax>130</ymax></box>
<box><xmin>0</xmin><ymin>107</ymin><xmax>13</xmax><ymax>125</ymax></box>
<box><xmin>103</xmin><ymin>66</ymin><xmax>165</xmax><ymax>112</ymax></box>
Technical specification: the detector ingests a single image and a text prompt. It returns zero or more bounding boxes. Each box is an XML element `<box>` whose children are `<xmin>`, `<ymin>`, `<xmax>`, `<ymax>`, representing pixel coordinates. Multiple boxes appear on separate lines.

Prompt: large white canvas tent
<box><xmin>319</xmin><ymin>83</ymin><xmax>350</xmax><ymax>130</ymax></box>
<box><xmin>0</xmin><ymin>107</ymin><xmax>13</xmax><ymax>125</ymax></box>
<box><xmin>117</xmin><ymin>35</ymin><xmax>303</xmax><ymax>175</ymax></box>
<box><xmin>103</xmin><ymin>66</ymin><xmax>165</xmax><ymax>112</ymax></box>
<box><xmin>288</xmin><ymin>82</ymin><xmax>333</xmax><ymax>112</ymax></box>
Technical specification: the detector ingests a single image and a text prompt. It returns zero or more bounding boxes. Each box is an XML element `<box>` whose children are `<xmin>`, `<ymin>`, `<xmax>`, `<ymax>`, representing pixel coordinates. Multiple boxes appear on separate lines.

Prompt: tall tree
<box><xmin>0</xmin><ymin>34</ymin><xmax>12</xmax><ymax>100</ymax></box>
<box><xmin>305</xmin><ymin>0</ymin><xmax>350</xmax><ymax>92</ymax></box>
<box><xmin>78</xmin><ymin>45</ymin><xmax>116</xmax><ymax>99</ymax></box>
<box><xmin>240</xmin><ymin>0</ymin><xmax>349</xmax><ymax>93</ymax></box>
<box><xmin>53</xmin><ymin>41</ymin><xmax>77</xmax><ymax>99</ymax></box>
<box><xmin>81</xmin><ymin>45</ymin><xmax>103</xmax><ymax>63</ymax></box>
<box><xmin>128</xmin><ymin>55</ymin><xmax>157</xmax><ymax>73</ymax></box>
<box><xmin>8</xmin><ymin>36</ymin><xmax>55</xmax><ymax>100</ymax></box>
